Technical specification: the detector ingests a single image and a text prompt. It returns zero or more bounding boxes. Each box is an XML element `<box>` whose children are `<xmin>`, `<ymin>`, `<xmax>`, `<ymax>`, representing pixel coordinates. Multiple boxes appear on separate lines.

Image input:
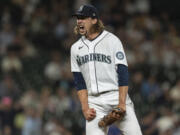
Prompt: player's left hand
<box><xmin>117</xmin><ymin>103</ymin><xmax>126</xmax><ymax>118</ymax></box>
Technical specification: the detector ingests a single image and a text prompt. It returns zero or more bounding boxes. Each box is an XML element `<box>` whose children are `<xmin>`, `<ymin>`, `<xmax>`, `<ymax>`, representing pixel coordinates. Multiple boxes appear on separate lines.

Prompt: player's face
<box><xmin>76</xmin><ymin>16</ymin><xmax>97</xmax><ymax>36</ymax></box>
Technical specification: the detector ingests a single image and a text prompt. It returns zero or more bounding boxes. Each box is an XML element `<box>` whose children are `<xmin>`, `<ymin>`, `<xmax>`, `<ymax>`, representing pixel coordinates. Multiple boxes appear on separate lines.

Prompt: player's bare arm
<box><xmin>77</xmin><ymin>90</ymin><xmax>96</xmax><ymax>121</ymax></box>
<box><xmin>118</xmin><ymin>86</ymin><xmax>128</xmax><ymax>112</ymax></box>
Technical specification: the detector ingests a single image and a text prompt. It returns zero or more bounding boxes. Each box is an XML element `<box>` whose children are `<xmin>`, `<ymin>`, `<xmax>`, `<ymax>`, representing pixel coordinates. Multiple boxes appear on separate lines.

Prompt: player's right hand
<box><xmin>83</xmin><ymin>108</ymin><xmax>96</xmax><ymax>121</ymax></box>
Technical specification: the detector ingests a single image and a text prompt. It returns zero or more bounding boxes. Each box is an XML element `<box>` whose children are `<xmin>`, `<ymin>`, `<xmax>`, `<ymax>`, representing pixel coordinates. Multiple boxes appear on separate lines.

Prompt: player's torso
<box><xmin>74</xmin><ymin>31</ymin><xmax>119</xmax><ymax>95</ymax></box>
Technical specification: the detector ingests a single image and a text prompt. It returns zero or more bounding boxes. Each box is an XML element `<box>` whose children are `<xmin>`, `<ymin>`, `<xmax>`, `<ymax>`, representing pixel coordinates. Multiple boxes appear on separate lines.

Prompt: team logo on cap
<box><xmin>116</xmin><ymin>51</ymin><xmax>124</xmax><ymax>60</ymax></box>
<box><xmin>78</xmin><ymin>5</ymin><xmax>84</xmax><ymax>12</ymax></box>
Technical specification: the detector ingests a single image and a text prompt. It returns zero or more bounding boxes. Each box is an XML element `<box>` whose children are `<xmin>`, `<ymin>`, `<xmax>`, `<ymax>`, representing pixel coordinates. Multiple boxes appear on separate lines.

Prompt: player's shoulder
<box><xmin>71</xmin><ymin>38</ymin><xmax>82</xmax><ymax>50</ymax></box>
<box><xmin>106</xmin><ymin>31</ymin><xmax>122</xmax><ymax>45</ymax></box>
<box><xmin>105</xmin><ymin>30</ymin><xmax>121</xmax><ymax>41</ymax></box>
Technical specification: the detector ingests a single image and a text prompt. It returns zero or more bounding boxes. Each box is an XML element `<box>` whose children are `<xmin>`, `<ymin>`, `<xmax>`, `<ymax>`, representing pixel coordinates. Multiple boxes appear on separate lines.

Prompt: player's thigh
<box><xmin>115</xmin><ymin>103</ymin><xmax>142</xmax><ymax>135</ymax></box>
<box><xmin>86</xmin><ymin>117</ymin><xmax>109</xmax><ymax>135</ymax></box>
<box><xmin>86</xmin><ymin>101</ymin><xmax>109</xmax><ymax>135</ymax></box>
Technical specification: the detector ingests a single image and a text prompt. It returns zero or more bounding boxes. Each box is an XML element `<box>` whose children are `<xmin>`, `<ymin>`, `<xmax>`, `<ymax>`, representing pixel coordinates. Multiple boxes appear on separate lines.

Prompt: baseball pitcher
<box><xmin>70</xmin><ymin>4</ymin><xmax>142</xmax><ymax>135</ymax></box>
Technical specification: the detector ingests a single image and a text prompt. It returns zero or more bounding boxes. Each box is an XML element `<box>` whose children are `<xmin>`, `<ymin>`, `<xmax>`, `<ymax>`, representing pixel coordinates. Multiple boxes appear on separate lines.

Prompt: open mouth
<box><xmin>78</xmin><ymin>25</ymin><xmax>85</xmax><ymax>31</ymax></box>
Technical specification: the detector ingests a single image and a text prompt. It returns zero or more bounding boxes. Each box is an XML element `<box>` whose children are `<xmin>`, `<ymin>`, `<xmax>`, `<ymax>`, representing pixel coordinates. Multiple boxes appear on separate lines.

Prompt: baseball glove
<box><xmin>98</xmin><ymin>107</ymin><xmax>125</xmax><ymax>128</ymax></box>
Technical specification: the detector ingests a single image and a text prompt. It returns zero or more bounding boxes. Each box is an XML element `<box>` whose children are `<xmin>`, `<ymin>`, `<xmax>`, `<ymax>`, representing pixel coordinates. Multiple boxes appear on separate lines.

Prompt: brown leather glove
<box><xmin>98</xmin><ymin>107</ymin><xmax>126</xmax><ymax>128</ymax></box>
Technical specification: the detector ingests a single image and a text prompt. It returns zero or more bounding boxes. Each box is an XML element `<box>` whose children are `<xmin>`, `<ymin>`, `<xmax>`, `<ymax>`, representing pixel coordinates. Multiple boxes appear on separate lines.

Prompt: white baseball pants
<box><xmin>86</xmin><ymin>91</ymin><xmax>142</xmax><ymax>135</ymax></box>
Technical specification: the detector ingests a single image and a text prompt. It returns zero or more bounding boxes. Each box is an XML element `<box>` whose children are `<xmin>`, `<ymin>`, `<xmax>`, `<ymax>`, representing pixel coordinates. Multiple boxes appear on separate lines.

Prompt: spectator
<box><xmin>0</xmin><ymin>75</ymin><xmax>21</xmax><ymax>100</ymax></box>
<box><xmin>20</xmin><ymin>88</ymin><xmax>40</xmax><ymax>109</ymax></box>
<box><xmin>0</xmin><ymin>23</ymin><xmax>15</xmax><ymax>55</ymax></box>
<box><xmin>1</xmin><ymin>45</ymin><xmax>23</xmax><ymax>73</ymax></box>
<box><xmin>44</xmin><ymin>117</ymin><xmax>72</xmax><ymax>135</ymax></box>
<box><xmin>156</xmin><ymin>107</ymin><xmax>179</xmax><ymax>135</ymax></box>
<box><xmin>53</xmin><ymin>86</ymin><xmax>71</xmax><ymax>118</ymax></box>
<box><xmin>0</xmin><ymin>96</ymin><xmax>23</xmax><ymax>135</ymax></box>
<box><xmin>169</xmin><ymin>79</ymin><xmax>180</xmax><ymax>101</ymax></box>
<box><xmin>44</xmin><ymin>51</ymin><xmax>64</xmax><ymax>87</ymax></box>
<box><xmin>14</xmin><ymin>25</ymin><xmax>37</xmax><ymax>58</ymax></box>
<box><xmin>141</xmin><ymin>75</ymin><xmax>162</xmax><ymax>103</ymax></box>
<box><xmin>141</xmin><ymin>110</ymin><xmax>158</xmax><ymax>135</ymax></box>
<box><xmin>22</xmin><ymin>105</ymin><xmax>42</xmax><ymax>135</ymax></box>
<box><xmin>169</xmin><ymin>79</ymin><xmax>180</xmax><ymax>112</ymax></box>
<box><xmin>54</xmin><ymin>18</ymin><xmax>68</xmax><ymax>40</ymax></box>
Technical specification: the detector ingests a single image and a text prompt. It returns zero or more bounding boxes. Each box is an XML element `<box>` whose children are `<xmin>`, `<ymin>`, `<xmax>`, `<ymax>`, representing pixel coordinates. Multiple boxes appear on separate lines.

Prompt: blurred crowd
<box><xmin>0</xmin><ymin>0</ymin><xmax>179</xmax><ymax>135</ymax></box>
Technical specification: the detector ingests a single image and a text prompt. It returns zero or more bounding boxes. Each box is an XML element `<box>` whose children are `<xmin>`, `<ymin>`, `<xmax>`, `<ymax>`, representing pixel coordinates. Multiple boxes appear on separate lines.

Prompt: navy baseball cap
<box><xmin>73</xmin><ymin>4</ymin><xmax>99</xmax><ymax>19</ymax></box>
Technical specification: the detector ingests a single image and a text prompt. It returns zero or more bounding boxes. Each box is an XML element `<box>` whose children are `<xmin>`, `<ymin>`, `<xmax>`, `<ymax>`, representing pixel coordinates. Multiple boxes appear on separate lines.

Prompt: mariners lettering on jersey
<box><xmin>76</xmin><ymin>53</ymin><xmax>111</xmax><ymax>66</ymax></box>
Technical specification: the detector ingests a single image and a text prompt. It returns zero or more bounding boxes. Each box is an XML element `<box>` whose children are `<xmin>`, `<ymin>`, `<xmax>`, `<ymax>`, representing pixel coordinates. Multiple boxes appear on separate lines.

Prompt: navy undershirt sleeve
<box><xmin>73</xmin><ymin>72</ymin><xmax>87</xmax><ymax>91</ymax></box>
<box><xmin>117</xmin><ymin>64</ymin><xmax>129</xmax><ymax>86</ymax></box>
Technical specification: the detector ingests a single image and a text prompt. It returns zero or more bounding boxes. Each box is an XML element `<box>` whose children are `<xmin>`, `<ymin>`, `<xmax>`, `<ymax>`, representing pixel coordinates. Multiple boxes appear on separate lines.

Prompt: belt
<box><xmin>89</xmin><ymin>90</ymin><xmax>118</xmax><ymax>96</ymax></box>
<box><xmin>100</xmin><ymin>91</ymin><xmax>110</xmax><ymax>94</ymax></box>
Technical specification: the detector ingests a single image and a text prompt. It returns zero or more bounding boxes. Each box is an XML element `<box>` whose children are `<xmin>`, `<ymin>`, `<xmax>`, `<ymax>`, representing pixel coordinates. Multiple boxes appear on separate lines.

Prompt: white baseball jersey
<box><xmin>71</xmin><ymin>30</ymin><xmax>128</xmax><ymax>95</ymax></box>
<box><xmin>71</xmin><ymin>30</ymin><xmax>142</xmax><ymax>135</ymax></box>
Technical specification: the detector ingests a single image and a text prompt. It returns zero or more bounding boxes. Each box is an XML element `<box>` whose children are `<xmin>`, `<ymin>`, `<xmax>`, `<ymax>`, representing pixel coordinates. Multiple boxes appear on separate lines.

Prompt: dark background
<box><xmin>0</xmin><ymin>0</ymin><xmax>179</xmax><ymax>135</ymax></box>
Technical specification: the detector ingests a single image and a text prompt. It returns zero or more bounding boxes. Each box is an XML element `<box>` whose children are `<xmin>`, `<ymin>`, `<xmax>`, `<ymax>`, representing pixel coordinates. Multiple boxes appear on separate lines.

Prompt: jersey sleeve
<box><xmin>73</xmin><ymin>72</ymin><xmax>87</xmax><ymax>90</ymax></box>
<box><xmin>112</xmin><ymin>36</ymin><xmax>128</xmax><ymax>66</ymax></box>
<box><xmin>117</xmin><ymin>64</ymin><xmax>129</xmax><ymax>86</ymax></box>
<box><xmin>71</xmin><ymin>46</ymin><xmax>80</xmax><ymax>72</ymax></box>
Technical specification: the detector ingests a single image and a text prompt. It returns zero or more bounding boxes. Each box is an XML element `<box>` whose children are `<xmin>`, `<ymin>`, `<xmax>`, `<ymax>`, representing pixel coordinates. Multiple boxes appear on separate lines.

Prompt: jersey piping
<box><xmin>81</xmin><ymin>32</ymin><xmax>109</xmax><ymax>95</ymax></box>
<box><xmin>80</xmin><ymin>38</ymin><xmax>93</xmax><ymax>94</ymax></box>
<box><xmin>81</xmin><ymin>38</ymin><xmax>89</xmax><ymax>49</ymax></box>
